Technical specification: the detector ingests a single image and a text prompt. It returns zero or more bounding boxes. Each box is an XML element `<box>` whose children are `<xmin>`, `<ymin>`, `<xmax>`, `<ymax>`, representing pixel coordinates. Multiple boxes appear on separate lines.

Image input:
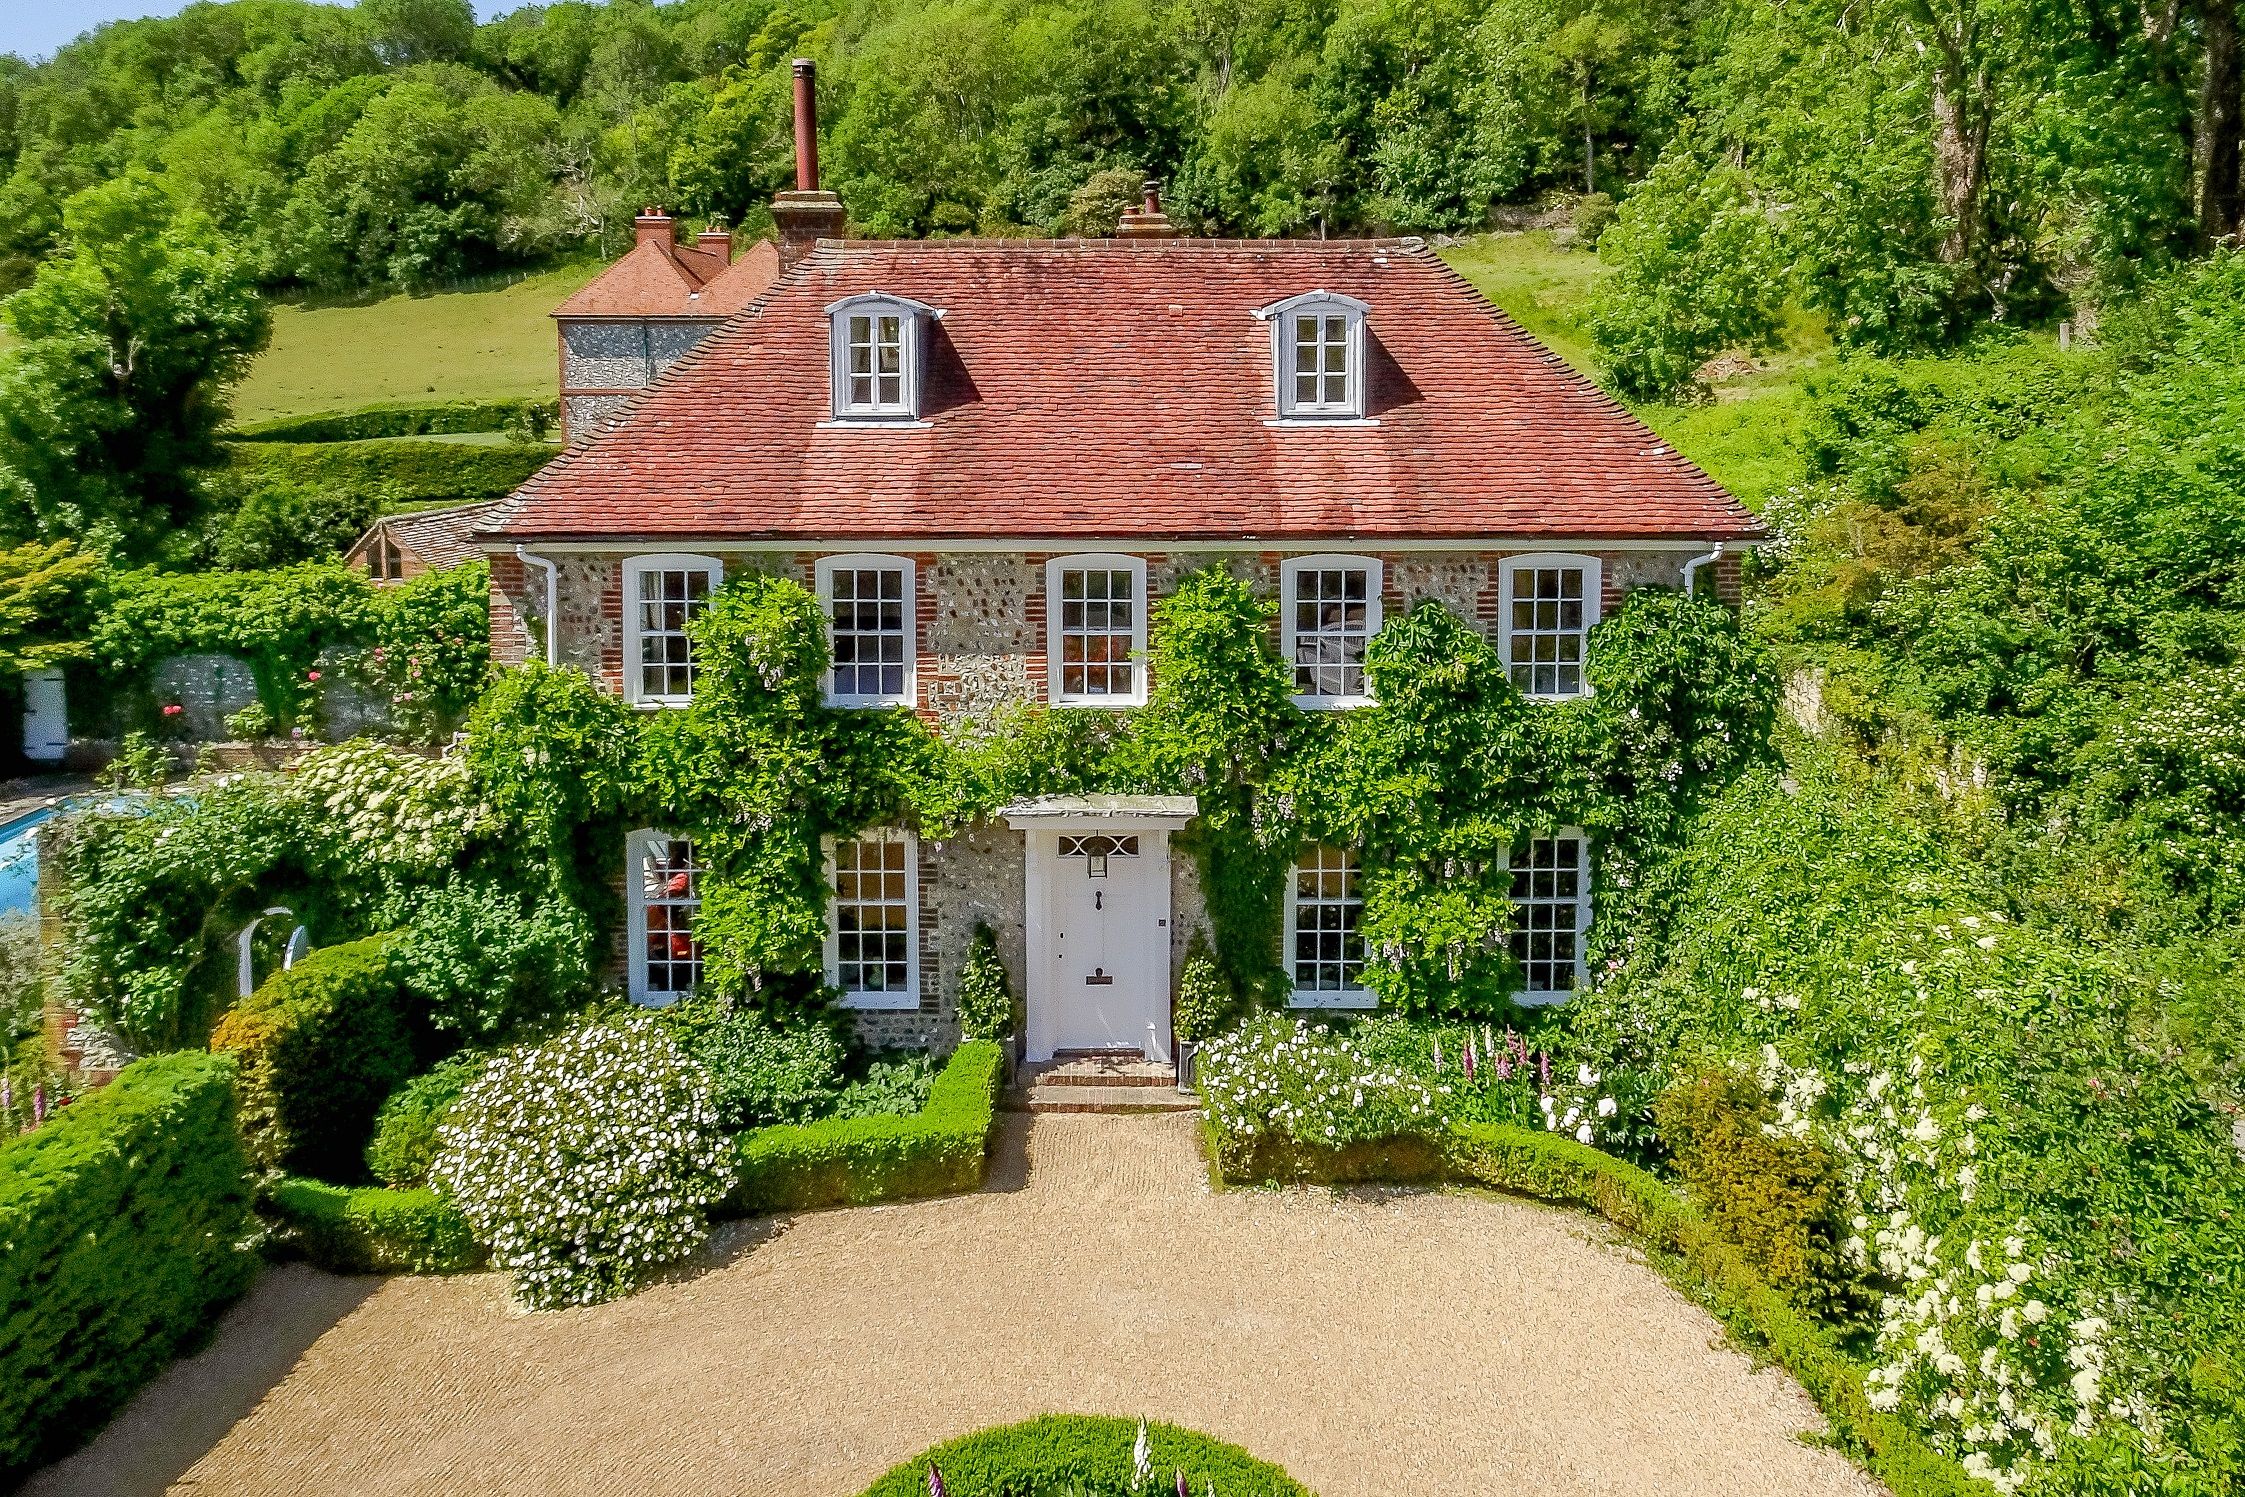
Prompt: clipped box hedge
<box><xmin>233</xmin><ymin>398</ymin><xmax>555</xmax><ymax>444</ymax></box>
<box><xmin>1209</xmin><ymin>1115</ymin><xmax>1980</xmax><ymax>1497</ymax></box>
<box><xmin>0</xmin><ymin>1052</ymin><xmax>255</xmax><ymax>1484</ymax></box>
<box><xmin>861</xmin><ymin>1415</ymin><xmax>1310</xmax><ymax>1497</ymax></box>
<box><xmin>226</xmin><ymin>439</ymin><xmax>558</xmax><ymax>502</ymax></box>
<box><xmin>731</xmin><ymin>1040</ymin><xmax>1003</xmax><ymax>1213</ymax></box>
<box><xmin>211</xmin><ymin>934</ymin><xmax>417</xmax><ymax>1181</ymax></box>
<box><xmin>264</xmin><ymin>1177</ymin><xmax>483</xmax><ymax>1274</ymax></box>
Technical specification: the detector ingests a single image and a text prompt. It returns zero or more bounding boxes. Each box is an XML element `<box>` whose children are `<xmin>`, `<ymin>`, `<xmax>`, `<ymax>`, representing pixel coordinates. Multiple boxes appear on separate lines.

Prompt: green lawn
<box><xmin>1441</xmin><ymin>231</ymin><xmax>1828</xmax><ymax>505</ymax></box>
<box><xmin>228</xmin><ymin>260</ymin><xmax>601</xmax><ymax>425</ymax></box>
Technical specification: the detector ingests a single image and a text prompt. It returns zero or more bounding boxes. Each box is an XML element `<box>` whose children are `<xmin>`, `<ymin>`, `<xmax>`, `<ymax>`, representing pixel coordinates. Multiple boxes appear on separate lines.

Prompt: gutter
<box><xmin>1681</xmin><ymin>542</ymin><xmax>1725</xmax><ymax>595</ymax></box>
<box><xmin>514</xmin><ymin>545</ymin><xmax>560</xmax><ymax>665</ymax></box>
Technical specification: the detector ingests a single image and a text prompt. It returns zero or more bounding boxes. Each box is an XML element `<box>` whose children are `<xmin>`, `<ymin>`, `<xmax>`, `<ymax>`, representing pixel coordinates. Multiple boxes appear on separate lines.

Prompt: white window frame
<box><xmin>626</xmin><ymin>828</ymin><xmax>702</xmax><ymax>1006</ymax></box>
<box><xmin>623</xmin><ymin>553</ymin><xmax>725</xmax><ymax>707</ymax></box>
<box><xmin>1045</xmin><ymin>553</ymin><xmax>1149</xmax><ymax>708</ymax></box>
<box><xmin>1506</xmin><ymin>830</ymin><xmax>1592</xmax><ymax>1005</ymax></box>
<box><xmin>1255</xmin><ymin>290</ymin><xmax>1371</xmax><ymax>420</ymax></box>
<box><xmin>1497</xmin><ymin>553</ymin><xmax>1603</xmax><ymax>701</ymax></box>
<box><xmin>824</xmin><ymin>827</ymin><xmax>921</xmax><ymax>1010</ymax></box>
<box><xmin>1280</xmin><ymin>554</ymin><xmax>1383</xmax><ymax>709</ymax></box>
<box><xmin>815</xmin><ymin>554</ymin><xmax>917</xmax><ymax>708</ymax></box>
<box><xmin>826</xmin><ymin>292</ymin><xmax>942</xmax><ymax>422</ymax></box>
<box><xmin>1285</xmin><ymin>844</ymin><xmax>1376</xmax><ymax>1010</ymax></box>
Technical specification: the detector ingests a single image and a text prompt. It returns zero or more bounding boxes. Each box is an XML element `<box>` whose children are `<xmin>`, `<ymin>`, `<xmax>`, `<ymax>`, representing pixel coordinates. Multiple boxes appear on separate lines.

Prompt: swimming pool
<box><xmin>0</xmin><ymin>803</ymin><xmax>59</xmax><ymax>918</ymax></box>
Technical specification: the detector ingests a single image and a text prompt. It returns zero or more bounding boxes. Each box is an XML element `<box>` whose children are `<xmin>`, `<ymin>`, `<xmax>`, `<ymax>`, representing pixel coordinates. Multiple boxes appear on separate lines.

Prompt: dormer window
<box><xmin>827</xmin><ymin>292</ymin><xmax>941</xmax><ymax>422</ymax></box>
<box><xmin>1256</xmin><ymin>291</ymin><xmax>1370</xmax><ymax>421</ymax></box>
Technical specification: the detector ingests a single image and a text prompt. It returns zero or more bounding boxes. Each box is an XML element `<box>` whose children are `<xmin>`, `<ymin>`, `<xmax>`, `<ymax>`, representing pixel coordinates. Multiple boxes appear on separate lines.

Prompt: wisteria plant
<box><xmin>429</xmin><ymin>1016</ymin><xmax>736</xmax><ymax>1309</ymax></box>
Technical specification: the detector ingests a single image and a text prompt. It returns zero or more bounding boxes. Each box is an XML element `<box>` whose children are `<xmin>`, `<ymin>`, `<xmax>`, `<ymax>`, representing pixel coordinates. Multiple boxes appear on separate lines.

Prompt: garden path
<box><xmin>35</xmin><ymin>1114</ymin><xmax>1885</xmax><ymax>1497</ymax></box>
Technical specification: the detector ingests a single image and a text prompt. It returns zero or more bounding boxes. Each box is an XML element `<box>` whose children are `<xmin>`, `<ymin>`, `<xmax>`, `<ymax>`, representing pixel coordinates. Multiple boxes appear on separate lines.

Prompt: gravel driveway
<box><xmin>32</xmin><ymin>1114</ymin><xmax>1884</xmax><ymax>1497</ymax></box>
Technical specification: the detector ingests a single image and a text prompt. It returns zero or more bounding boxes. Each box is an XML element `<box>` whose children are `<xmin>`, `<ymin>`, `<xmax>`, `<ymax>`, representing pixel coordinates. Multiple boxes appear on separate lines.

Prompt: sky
<box><xmin>3</xmin><ymin>1</ymin><xmax>511</xmax><ymax>64</ymax></box>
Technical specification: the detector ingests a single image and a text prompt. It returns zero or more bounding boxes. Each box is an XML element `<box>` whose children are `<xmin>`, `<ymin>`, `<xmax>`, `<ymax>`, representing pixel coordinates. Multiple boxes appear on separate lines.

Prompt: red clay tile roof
<box><xmin>553</xmin><ymin>236</ymin><xmax>779</xmax><ymax>320</ymax></box>
<box><xmin>499</xmin><ymin>238</ymin><xmax>1762</xmax><ymax>544</ymax></box>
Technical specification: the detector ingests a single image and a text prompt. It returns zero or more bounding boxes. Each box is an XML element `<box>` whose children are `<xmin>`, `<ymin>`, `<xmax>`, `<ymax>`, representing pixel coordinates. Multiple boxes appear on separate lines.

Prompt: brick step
<box><xmin>1005</xmin><ymin>1085</ymin><xmax>1200</xmax><ymax>1115</ymax></box>
<box><xmin>1028</xmin><ymin>1061</ymin><xmax>1177</xmax><ymax>1089</ymax></box>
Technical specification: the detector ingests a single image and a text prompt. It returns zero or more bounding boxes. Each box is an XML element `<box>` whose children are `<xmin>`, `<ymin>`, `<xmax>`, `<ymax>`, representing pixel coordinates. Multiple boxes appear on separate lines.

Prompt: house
<box><xmin>478</xmin><ymin>62</ymin><xmax>1759</xmax><ymax>1063</ymax></box>
<box><xmin>346</xmin><ymin>500</ymin><xmax>505</xmax><ymax>583</ymax></box>
<box><xmin>553</xmin><ymin>208</ymin><xmax>780</xmax><ymax>440</ymax></box>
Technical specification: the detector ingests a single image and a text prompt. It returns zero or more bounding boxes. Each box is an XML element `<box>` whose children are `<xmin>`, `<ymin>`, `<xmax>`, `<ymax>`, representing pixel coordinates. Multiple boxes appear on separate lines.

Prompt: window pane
<box><xmin>1291</xmin><ymin>565</ymin><xmax>1373</xmax><ymax>700</ymax></box>
<box><xmin>1291</xmin><ymin>845</ymin><xmax>1365</xmax><ymax>995</ymax></box>
<box><xmin>1509</xmin><ymin>836</ymin><xmax>1588</xmax><ymax>995</ymax></box>
<box><xmin>830</xmin><ymin>566</ymin><xmax>910</xmax><ymax>701</ymax></box>
<box><xmin>638</xmin><ymin>837</ymin><xmax>702</xmax><ymax>996</ymax></box>
<box><xmin>832</xmin><ymin>832</ymin><xmax>914</xmax><ymax>997</ymax></box>
<box><xmin>1056</xmin><ymin>567</ymin><xmax>1138</xmax><ymax>701</ymax></box>
<box><xmin>1507</xmin><ymin>565</ymin><xmax>1591</xmax><ymax>698</ymax></box>
<box><xmin>636</xmin><ymin>567</ymin><xmax>713</xmax><ymax>700</ymax></box>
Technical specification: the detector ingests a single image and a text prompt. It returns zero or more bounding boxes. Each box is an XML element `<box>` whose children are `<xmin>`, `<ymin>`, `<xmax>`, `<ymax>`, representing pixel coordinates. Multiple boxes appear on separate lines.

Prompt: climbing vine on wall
<box><xmin>639</xmin><ymin>566</ymin><xmax>1776</xmax><ymax>1024</ymax></box>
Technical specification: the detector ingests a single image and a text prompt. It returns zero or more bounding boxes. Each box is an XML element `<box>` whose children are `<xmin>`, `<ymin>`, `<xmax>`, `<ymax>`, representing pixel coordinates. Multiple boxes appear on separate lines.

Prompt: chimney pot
<box><xmin>1115</xmin><ymin>178</ymin><xmax>1179</xmax><ymax>239</ymax></box>
<box><xmin>697</xmin><ymin>219</ymin><xmax>734</xmax><ymax>262</ymax></box>
<box><xmin>634</xmin><ymin>207</ymin><xmax>675</xmax><ymax>250</ymax></box>
<box><xmin>792</xmin><ymin>59</ymin><xmax>820</xmax><ymax>193</ymax></box>
<box><xmin>773</xmin><ymin>59</ymin><xmax>844</xmax><ymax>269</ymax></box>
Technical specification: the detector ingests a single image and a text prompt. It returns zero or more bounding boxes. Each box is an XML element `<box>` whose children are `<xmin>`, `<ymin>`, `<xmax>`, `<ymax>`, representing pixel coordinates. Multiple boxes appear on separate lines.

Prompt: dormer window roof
<box><xmin>1254</xmin><ymin>290</ymin><xmax>1370</xmax><ymax>421</ymax></box>
<box><xmin>826</xmin><ymin>291</ymin><xmax>943</xmax><ymax>423</ymax></box>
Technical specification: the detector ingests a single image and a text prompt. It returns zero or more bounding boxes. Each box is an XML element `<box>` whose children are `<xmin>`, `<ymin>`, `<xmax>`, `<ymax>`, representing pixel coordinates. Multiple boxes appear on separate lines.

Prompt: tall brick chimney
<box><xmin>697</xmin><ymin>219</ymin><xmax>734</xmax><ymax>262</ymax></box>
<box><xmin>1116</xmin><ymin>179</ymin><xmax>1178</xmax><ymax>239</ymax></box>
<box><xmin>772</xmin><ymin>59</ymin><xmax>844</xmax><ymax>269</ymax></box>
<box><xmin>634</xmin><ymin>206</ymin><xmax>676</xmax><ymax>249</ymax></box>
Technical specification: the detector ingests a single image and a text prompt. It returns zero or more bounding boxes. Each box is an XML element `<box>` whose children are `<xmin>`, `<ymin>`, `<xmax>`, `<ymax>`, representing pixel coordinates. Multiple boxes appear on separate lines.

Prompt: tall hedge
<box><xmin>0</xmin><ymin>1052</ymin><xmax>255</xmax><ymax>1483</ymax></box>
<box><xmin>225</xmin><ymin>439</ymin><xmax>557</xmax><ymax>502</ymax></box>
<box><xmin>232</xmin><ymin>399</ymin><xmax>555</xmax><ymax>443</ymax></box>
<box><xmin>211</xmin><ymin>934</ymin><xmax>417</xmax><ymax>1181</ymax></box>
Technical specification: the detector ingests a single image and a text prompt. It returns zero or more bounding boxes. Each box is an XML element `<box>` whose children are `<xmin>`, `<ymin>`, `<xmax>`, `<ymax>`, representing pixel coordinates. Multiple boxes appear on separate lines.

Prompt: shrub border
<box><xmin>857</xmin><ymin>1414</ymin><xmax>1311</xmax><ymax>1497</ymax></box>
<box><xmin>262</xmin><ymin>1177</ymin><xmax>484</xmax><ymax>1274</ymax></box>
<box><xmin>1208</xmin><ymin>1119</ymin><xmax>1981</xmax><ymax>1497</ymax></box>
<box><xmin>729</xmin><ymin>1040</ymin><xmax>1004</xmax><ymax>1214</ymax></box>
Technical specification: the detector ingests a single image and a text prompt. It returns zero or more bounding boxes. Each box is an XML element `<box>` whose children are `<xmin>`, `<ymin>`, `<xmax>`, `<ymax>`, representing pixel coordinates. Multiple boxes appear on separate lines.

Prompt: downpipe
<box><xmin>514</xmin><ymin>545</ymin><xmax>560</xmax><ymax>665</ymax></box>
<box><xmin>1680</xmin><ymin>542</ymin><xmax>1725</xmax><ymax>596</ymax></box>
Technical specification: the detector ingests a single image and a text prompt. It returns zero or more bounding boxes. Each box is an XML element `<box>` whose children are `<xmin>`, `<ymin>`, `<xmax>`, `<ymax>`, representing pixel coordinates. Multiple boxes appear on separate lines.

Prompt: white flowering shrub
<box><xmin>429</xmin><ymin>1017</ymin><xmax>736</xmax><ymax>1309</ymax></box>
<box><xmin>286</xmin><ymin>740</ymin><xmax>487</xmax><ymax>879</ymax></box>
<box><xmin>1197</xmin><ymin>1014</ymin><xmax>1626</xmax><ymax>1150</ymax></box>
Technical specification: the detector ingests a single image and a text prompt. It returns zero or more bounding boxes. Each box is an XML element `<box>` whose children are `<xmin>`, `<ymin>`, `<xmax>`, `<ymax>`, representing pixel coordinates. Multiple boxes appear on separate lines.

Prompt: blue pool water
<box><xmin>0</xmin><ymin>803</ymin><xmax>59</xmax><ymax>917</ymax></box>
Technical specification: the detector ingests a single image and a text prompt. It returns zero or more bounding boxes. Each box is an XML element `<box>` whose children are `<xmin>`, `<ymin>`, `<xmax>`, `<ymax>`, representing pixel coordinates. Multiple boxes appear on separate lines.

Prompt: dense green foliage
<box><xmin>264</xmin><ymin>1174</ymin><xmax>483</xmax><ymax>1273</ymax></box>
<box><xmin>858</xmin><ymin>1416</ymin><xmax>1311</xmax><ymax>1497</ymax></box>
<box><xmin>387</xmin><ymin>877</ymin><xmax>592</xmax><ymax>1043</ymax></box>
<box><xmin>0</xmin><ymin>175</ymin><xmax>267</xmax><ymax>562</ymax></box>
<box><xmin>9</xmin><ymin>0</ymin><xmax>2236</xmax><ymax>411</ymax></box>
<box><xmin>954</xmin><ymin>922</ymin><xmax>1015</xmax><ymax>1041</ymax></box>
<box><xmin>83</xmin><ymin>557</ymin><xmax>489</xmax><ymax>736</ymax></box>
<box><xmin>654</xmin><ymin>994</ymin><xmax>852</xmax><ymax>1129</ymax></box>
<box><xmin>0</xmin><ymin>1052</ymin><xmax>255</xmax><ymax>1485</ymax></box>
<box><xmin>365</xmin><ymin>1050</ymin><xmax>483</xmax><ymax>1186</ymax></box>
<box><xmin>730</xmin><ymin>1038</ymin><xmax>1002</xmax><ymax>1212</ymax></box>
<box><xmin>222</xmin><ymin>436</ymin><xmax>556</xmax><ymax>502</ymax></box>
<box><xmin>209</xmin><ymin>933</ymin><xmax>418</xmax><ymax>1181</ymax></box>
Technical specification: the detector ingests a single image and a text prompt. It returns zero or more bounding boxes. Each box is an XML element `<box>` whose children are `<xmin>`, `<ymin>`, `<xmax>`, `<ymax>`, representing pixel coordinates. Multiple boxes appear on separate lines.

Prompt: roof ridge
<box><xmin>815</xmin><ymin>236</ymin><xmax>1433</xmax><ymax>251</ymax></box>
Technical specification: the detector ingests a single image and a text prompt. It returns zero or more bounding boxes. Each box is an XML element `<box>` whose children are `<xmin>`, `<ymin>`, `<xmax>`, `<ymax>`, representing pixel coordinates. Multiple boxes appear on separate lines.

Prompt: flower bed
<box><xmin>731</xmin><ymin>1039</ymin><xmax>1004</xmax><ymax>1213</ymax></box>
<box><xmin>858</xmin><ymin>1415</ymin><xmax>1310</xmax><ymax>1497</ymax></box>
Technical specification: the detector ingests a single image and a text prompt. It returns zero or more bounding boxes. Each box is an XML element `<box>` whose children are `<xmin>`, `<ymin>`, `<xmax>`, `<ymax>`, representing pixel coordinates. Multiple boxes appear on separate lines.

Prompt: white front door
<box><xmin>21</xmin><ymin>668</ymin><xmax>65</xmax><ymax>764</ymax></box>
<box><xmin>1028</xmin><ymin>830</ymin><xmax>1171</xmax><ymax>1062</ymax></box>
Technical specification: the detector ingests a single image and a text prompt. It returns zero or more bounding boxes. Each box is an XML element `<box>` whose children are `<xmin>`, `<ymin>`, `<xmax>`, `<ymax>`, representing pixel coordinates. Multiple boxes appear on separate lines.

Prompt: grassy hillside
<box><xmin>1444</xmin><ymin>232</ymin><xmax>1829</xmax><ymax>505</ymax></box>
<box><xmin>228</xmin><ymin>260</ymin><xmax>600</xmax><ymax>425</ymax></box>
